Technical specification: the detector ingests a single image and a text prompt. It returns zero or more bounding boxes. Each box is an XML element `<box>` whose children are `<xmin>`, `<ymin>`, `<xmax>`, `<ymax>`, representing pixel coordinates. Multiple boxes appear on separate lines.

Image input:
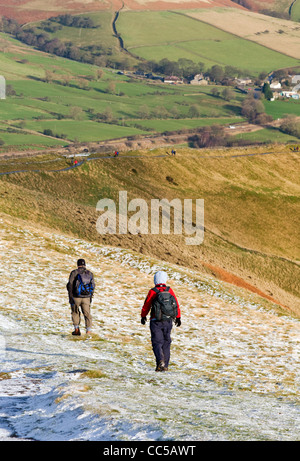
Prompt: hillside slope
<box><xmin>0</xmin><ymin>214</ymin><xmax>300</xmax><ymax>441</ymax></box>
<box><xmin>0</xmin><ymin>0</ymin><xmax>246</xmax><ymax>23</ymax></box>
<box><xmin>0</xmin><ymin>144</ymin><xmax>299</xmax><ymax>316</ymax></box>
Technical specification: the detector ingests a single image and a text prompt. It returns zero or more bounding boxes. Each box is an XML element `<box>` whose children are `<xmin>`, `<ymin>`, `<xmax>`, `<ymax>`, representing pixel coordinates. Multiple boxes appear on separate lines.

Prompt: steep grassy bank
<box><xmin>0</xmin><ymin>144</ymin><xmax>299</xmax><ymax>315</ymax></box>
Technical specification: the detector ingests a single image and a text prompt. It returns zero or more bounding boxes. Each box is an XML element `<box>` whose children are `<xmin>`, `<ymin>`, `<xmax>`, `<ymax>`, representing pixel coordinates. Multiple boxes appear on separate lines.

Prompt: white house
<box><xmin>280</xmin><ymin>90</ymin><xmax>299</xmax><ymax>99</ymax></box>
<box><xmin>270</xmin><ymin>81</ymin><xmax>281</xmax><ymax>89</ymax></box>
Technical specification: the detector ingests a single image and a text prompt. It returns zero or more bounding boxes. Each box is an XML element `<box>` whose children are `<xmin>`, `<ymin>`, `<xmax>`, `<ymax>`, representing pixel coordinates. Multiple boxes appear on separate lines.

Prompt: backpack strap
<box><xmin>153</xmin><ymin>286</ymin><xmax>170</xmax><ymax>293</ymax></box>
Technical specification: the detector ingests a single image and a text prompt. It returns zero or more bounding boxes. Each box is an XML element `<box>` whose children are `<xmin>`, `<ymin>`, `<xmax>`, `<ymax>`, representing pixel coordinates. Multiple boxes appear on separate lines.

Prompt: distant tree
<box><xmin>188</xmin><ymin>104</ymin><xmax>201</xmax><ymax>118</ymax></box>
<box><xmin>138</xmin><ymin>104</ymin><xmax>150</xmax><ymax>119</ymax></box>
<box><xmin>66</xmin><ymin>45</ymin><xmax>82</xmax><ymax>61</ymax></box>
<box><xmin>258</xmin><ymin>72</ymin><xmax>268</xmax><ymax>82</ymax></box>
<box><xmin>77</xmin><ymin>78</ymin><xmax>89</xmax><ymax>90</ymax></box>
<box><xmin>280</xmin><ymin>116</ymin><xmax>300</xmax><ymax>138</ymax></box>
<box><xmin>211</xmin><ymin>87</ymin><xmax>220</xmax><ymax>97</ymax></box>
<box><xmin>273</xmin><ymin>69</ymin><xmax>288</xmax><ymax>80</ymax></box>
<box><xmin>43</xmin><ymin>38</ymin><xmax>61</xmax><ymax>54</ymax></box>
<box><xmin>69</xmin><ymin>106</ymin><xmax>84</xmax><ymax>121</ymax></box>
<box><xmin>43</xmin><ymin>129</ymin><xmax>54</xmax><ymax>136</ymax></box>
<box><xmin>95</xmin><ymin>69</ymin><xmax>103</xmax><ymax>81</ymax></box>
<box><xmin>262</xmin><ymin>82</ymin><xmax>273</xmax><ymax>100</ymax></box>
<box><xmin>6</xmin><ymin>84</ymin><xmax>16</xmax><ymax>96</ymax></box>
<box><xmin>36</xmin><ymin>33</ymin><xmax>49</xmax><ymax>48</ymax></box>
<box><xmin>189</xmin><ymin>125</ymin><xmax>228</xmax><ymax>148</ymax></box>
<box><xmin>44</xmin><ymin>69</ymin><xmax>54</xmax><ymax>83</ymax></box>
<box><xmin>106</xmin><ymin>81</ymin><xmax>116</xmax><ymax>94</ymax></box>
<box><xmin>207</xmin><ymin>65</ymin><xmax>224</xmax><ymax>83</ymax></box>
<box><xmin>101</xmin><ymin>107</ymin><xmax>114</xmax><ymax>123</ymax></box>
<box><xmin>222</xmin><ymin>87</ymin><xmax>235</xmax><ymax>101</ymax></box>
<box><xmin>156</xmin><ymin>58</ymin><xmax>180</xmax><ymax>76</ymax></box>
<box><xmin>224</xmin><ymin>65</ymin><xmax>242</xmax><ymax>78</ymax></box>
<box><xmin>61</xmin><ymin>74</ymin><xmax>71</xmax><ymax>86</ymax></box>
<box><xmin>241</xmin><ymin>96</ymin><xmax>271</xmax><ymax>124</ymax></box>
<box><xmin>153</xmin><ymin>105</ymin><xmax>168</xmax><ymax>119</ymax></box>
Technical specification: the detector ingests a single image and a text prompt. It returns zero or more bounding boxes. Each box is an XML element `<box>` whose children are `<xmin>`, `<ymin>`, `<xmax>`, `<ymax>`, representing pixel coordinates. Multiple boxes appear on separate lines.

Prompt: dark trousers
<box><xmin>150</xmin><ymin>319</ymin><xmax>173</xmax><ymax>367</ymax></box>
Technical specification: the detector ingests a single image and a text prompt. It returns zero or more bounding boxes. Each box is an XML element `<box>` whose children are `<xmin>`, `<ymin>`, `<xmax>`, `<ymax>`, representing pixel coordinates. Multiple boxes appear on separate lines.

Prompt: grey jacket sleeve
<box><xmin>91</xmin><ymin>272</ymin><xmax>95</xmax><ymax>297</ymax></box>
<box><xmin>67</xmin><ymin>270</ymin><xmax>77</xmax><ymax>304</ymax></box>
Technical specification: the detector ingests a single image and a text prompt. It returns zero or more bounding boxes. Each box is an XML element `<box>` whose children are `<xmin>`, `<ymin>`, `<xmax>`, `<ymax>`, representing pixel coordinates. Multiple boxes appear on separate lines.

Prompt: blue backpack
<box><xmin>74</xmin><ymin>271</ymin><xmax>94</xmax><ymax>297</ymax></box>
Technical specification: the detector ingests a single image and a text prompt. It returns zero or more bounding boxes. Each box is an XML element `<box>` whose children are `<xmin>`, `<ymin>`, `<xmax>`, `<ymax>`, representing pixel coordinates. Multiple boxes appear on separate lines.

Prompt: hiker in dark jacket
<box><xmin>141</xmin><ymin>271</ymin><xmax>181</xmax><ymax>371</ymax></box>
<box><xmin>67</xmin><ymin>259</ymin><xmax>95</xmax><ymax>336</ymax></box>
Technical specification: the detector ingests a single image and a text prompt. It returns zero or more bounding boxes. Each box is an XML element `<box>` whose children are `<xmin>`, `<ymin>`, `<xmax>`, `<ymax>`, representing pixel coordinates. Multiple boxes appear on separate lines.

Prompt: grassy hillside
<box><xmin>0</xmin><ymin>34</ymin><xmax>230</xmax><ymax>148</ymax></box>
<box><xmin>0</xmin><ymin>32</ymin><xmax>256</xmax><ymax>151</ymax></box>
<box><xmin>0</xmin><ymin>144</ymin><xmax>299</xmax><ymax>317</ymax></box>
<box><xmin>1</xmin><ymin>31</ymin><xmax>299</xmax><ymax>152</ymax></box>
<box><xmin>2</xmin><ymin>214</ymin><xmax>300</xmax><ymax>441</ymax></box>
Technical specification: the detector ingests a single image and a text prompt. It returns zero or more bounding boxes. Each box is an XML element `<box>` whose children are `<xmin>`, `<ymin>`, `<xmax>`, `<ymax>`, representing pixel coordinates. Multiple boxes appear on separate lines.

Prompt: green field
<box><xmin>264</xmin><ymin>98</ymin><xmax>300</xmax><ymax>119</ymax></box>
<box><xmin>23</xmin><ymin>119</ymin><xmax>145</xmax><ymax>142</ymax></box>
<box><xmin>125</xmin><ymin>117</ymin><xmax>242</xmax><ymax>132</ymax></box>
<box><xmin>0</xmin><ymin>33</ymin><xmax>250</xmax><ymax>149</ymax></box>
<box><xmin>0</xmin><ymin>24</ymin><xmax>299</xmax><ymax>151</ymax></box>
<box><xmin>117</xmin><ymin>10</ymin><xmax>299</xmax><ymax>74</ymax></box>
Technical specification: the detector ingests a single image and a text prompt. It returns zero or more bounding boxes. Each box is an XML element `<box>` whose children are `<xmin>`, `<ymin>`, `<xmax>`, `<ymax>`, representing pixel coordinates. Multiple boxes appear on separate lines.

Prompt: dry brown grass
<box><xmin>0</xmin><ymin>143</ymin><xmax>299</xmax><ymax>315</ymax></box>
<box><xmin>187</xmin><ymin>8</ymin><xmax>300</xmax><ymax>59</ymax></box>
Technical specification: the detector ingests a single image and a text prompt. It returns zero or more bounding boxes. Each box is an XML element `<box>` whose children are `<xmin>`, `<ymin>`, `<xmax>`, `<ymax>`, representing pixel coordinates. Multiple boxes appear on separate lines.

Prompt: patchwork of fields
<box><xmin>117</xmin><ymin>10</ymin><xmax>299</xmax><ymax>72</ymax></box>
<box><xmin>0</xmin><ymin>33</ymin><xmax>247</xmax><ymax>150</ymax></box>
<box><xmin>0</xmin><ymin>5</ymin><xmax>299</xmax><ymax>150</ymax></box>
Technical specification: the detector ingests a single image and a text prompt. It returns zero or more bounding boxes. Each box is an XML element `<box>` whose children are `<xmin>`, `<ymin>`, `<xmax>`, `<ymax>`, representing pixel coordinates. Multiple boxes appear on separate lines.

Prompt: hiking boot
<box><xmin>155</xmin><ymin>361</ymin><xmax>166</xmax><ymax>372</ymax></box>
<box><xmin>72</xmin><ymin>327</ymin><xmax>81</xmax><ymax>336</ymax></box>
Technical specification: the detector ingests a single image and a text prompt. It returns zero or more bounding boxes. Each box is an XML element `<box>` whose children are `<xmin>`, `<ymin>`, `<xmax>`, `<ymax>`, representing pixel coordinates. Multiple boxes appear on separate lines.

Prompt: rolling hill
<box><xmin>0</xmin><ymin>0</ymin><xmax>297</xmax><ymax>26</ymax></box>
<box><xmin>0</xmin><ymin>0</ymin><xmax>246</xmax><ymax>24</ymax></box>
<box><xmin>0</xmin><ymin>0</ymin><xmax>299</xmax><ymax>319</ymax></box>
<box><xmin>0</xmin><ymin>144</ymin><xmax>299</xmax><ymax>317</ymax></box>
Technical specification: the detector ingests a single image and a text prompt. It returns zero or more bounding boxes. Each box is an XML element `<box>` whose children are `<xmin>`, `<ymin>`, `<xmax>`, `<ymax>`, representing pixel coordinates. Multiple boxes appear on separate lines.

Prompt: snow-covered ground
<box><xmin>0</xmin><ymin>214</ymin><xmax>299</xmax><ymax>441</ymax></box>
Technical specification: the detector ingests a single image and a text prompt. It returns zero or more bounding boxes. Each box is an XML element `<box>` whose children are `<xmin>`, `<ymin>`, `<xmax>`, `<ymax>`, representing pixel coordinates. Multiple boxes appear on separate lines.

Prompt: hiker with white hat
<box><xmin>141</xmin><ymin>271</ymin><xmax>181</xmax><ymax>371</ymax></box>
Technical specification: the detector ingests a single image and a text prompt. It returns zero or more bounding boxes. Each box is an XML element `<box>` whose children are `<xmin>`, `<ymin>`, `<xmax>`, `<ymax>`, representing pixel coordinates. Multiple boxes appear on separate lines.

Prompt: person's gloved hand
<box><xmin>175</xmin><ymin>317</ymin><xmax>181</xmax><ymax>327</ymax></box>
<box><xmin>141</xmin><ymin>317</ymin><xmax>147</xmax><ymax>325</ymax></box>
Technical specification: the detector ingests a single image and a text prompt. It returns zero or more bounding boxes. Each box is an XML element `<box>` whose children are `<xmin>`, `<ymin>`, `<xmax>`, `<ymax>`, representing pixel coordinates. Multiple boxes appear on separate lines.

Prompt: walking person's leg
<box><xmin>162</xmin><ymin>320</ymin><xmax>173</xmax><ymax>370</ymax></box>
<box><xmin>81</xmin><ymin>298</ymin><xmax>92</xmax><ymax>334</ymax></box>
<box><xmin>150</xmin><ymin>320</ymin><xmax>166</xmax><ymax>371</ymax></box>
<box><xmin>71</xmin><ymin>299</ymin><xmax>81</xmax><ymax>335</ymax></box>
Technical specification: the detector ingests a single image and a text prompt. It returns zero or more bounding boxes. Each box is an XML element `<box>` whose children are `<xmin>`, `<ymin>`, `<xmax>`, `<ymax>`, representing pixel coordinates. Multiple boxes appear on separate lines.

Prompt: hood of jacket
<box><xmin>154</xmin><ymin>271</ymin><xmax>167</xmax><ymax>286</ymax></box>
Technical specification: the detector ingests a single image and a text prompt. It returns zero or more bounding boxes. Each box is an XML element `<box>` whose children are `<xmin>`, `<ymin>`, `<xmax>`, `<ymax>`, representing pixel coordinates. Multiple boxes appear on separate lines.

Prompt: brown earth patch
<box><xmin>0</xmin><ymin>0</ymin><xmax>246</xmax><ymax>23</ymax></box>
<box><xmin>202</xmin><ymin>261</ymin><xmax>291</xmax><ymax>311</ymax></box>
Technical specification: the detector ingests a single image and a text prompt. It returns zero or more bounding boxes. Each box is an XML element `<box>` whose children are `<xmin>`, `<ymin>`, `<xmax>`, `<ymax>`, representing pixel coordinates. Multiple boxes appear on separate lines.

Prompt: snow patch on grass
<box><xmin>0</xmin><ymin>215</ymin><xmax>300</xmax><ymax>441</ymax></box>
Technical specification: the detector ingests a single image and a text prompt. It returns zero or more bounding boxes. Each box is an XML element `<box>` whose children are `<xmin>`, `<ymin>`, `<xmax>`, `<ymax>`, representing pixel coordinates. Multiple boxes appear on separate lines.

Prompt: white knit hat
<box><xmin>154</xmin><ymin>271</ymin><xmax>168</xmax><ymax>285</ymax></box>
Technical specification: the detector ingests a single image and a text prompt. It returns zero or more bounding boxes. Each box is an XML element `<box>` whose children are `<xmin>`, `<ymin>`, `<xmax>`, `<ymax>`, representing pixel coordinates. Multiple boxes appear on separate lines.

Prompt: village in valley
<box><xmin>125</xmin><ymin>68</ymin><xmax>300</xmax><ymax>101</ymax></box>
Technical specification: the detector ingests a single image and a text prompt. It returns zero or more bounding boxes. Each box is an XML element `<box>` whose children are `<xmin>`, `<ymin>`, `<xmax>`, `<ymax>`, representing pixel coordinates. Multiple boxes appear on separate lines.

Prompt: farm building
<box><xmin>291</xmin><ymin>75</ymin><xmax>300</xmax><ymax>85</ymax></box>
<box><xmin>0</xmin><ymin>76</ymin><xmax>5</xmax><ymax>99</ymax></box>
<box><xmin>190</xmin><ymin>74</ymin><xmax>208</xmax><ymax>85</ymax></box>
<box><xmin>280</xmin><ymin>90</ymin><xmax>299</xmax><ymax>99</ymax></box>
<box><xmin>270</xmin><ymin>81</ymin><xmax>281</xmax><ymax>89</ymax></box>
<box><xmin>164</xmin><ymin>76</ymin><xmax>183</xmax><ymax>85</ymax></box>
<box><xmin>235</xmin><ymin>77</ymin><xmax>252</xmax><ymax>85</ymax></box>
